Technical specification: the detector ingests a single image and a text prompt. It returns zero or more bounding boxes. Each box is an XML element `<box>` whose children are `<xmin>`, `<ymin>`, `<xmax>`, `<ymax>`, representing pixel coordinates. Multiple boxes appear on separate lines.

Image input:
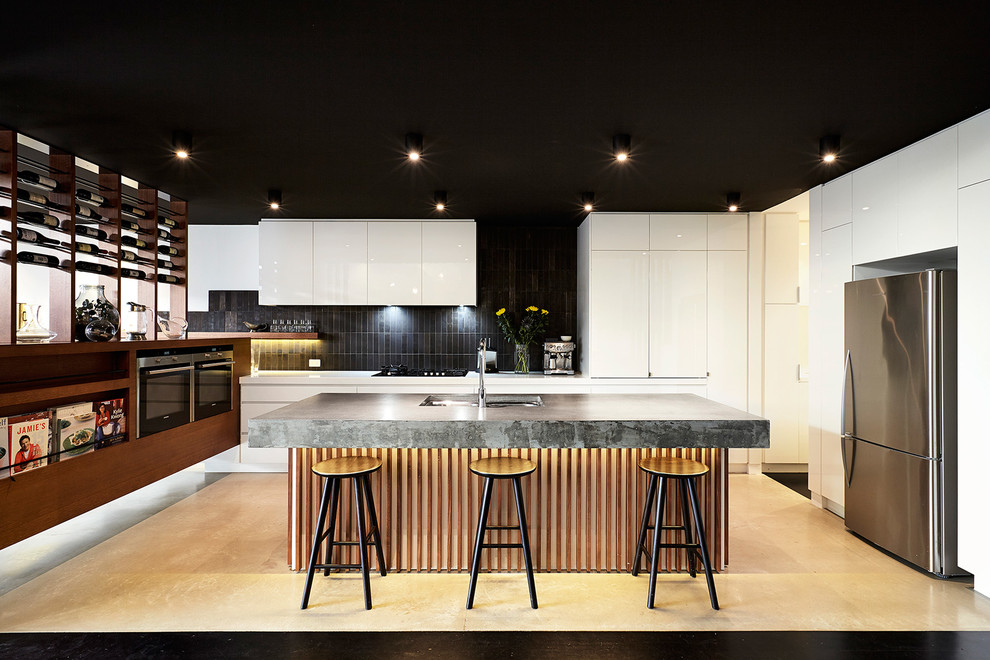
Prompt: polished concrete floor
<box><xmin>1</xmin><ymin>471</ymin><xmax>989</xmax><ymax>633</ymax></box>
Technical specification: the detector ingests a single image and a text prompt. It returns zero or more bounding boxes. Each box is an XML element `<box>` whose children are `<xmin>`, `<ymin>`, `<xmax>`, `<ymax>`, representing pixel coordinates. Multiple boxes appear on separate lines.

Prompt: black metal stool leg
<box><xmin>511</xmin><ymin>477</ymin><xmax>538</xmax><ymax>609</ymax></box>
<box><xmin>353</xmin><ymin>476</ymin><xmax>373</xmax><ymax>610</ymax></box>
<box><xmin>647</xmin><ymin>476</ymin><xmax>667</xmax><ymax>609</ymax></box>
<box><xmin>631</xmin><ymin>474</ymin><xmax>658</xmax><ymax>577</ymax></box>
<box><xmin>301</xmin><ymin>476</ymin><xmax>333</xmax><ymax>610</ymax></box>
<box><xmin>323</xmin><ymin>478</ymin><xmax>341</xmax><ymax>577</ymax></box>
<box><xmin>362</xmin><ymin>474</ymin><xmax>387</xmax><ymax>577</ymax></box>
<box><xmin>466</xmin><ymin>477</ymin><xmax>495</xmax><ymax>609</ymax></box>
<box><xmin>678</xmin><ymin>479</ymin><xmax>697</xmax><ymax>578</ymax></box>
<box><xmin>686</xmin><ymin>478</ymin><xmax>719</xmax><ymax>610</ymax></box>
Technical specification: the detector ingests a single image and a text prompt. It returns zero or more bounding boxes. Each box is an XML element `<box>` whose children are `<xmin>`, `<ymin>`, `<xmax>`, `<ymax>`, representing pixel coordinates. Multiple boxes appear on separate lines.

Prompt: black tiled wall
<box><xmin>188</xmin><ymin>224</ymin><xmax>577</xmax><ymax>371</ymax></box>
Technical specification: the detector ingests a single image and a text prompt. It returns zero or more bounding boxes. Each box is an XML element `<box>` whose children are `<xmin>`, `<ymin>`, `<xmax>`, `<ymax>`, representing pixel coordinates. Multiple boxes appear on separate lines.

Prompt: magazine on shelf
<box><xmin>7</xmin><ymin>411</ymin><xmax>51</xmax><ymax>475</ymax></box>
<box><xmin>51</xmin><ymin>402</ymin><xmax>98</xmax><ymax>462</ymax></box>
<box><xmin>94</xmin><ymin>398</ymin><xmax>126</xmax><ymax>449</ymax></box>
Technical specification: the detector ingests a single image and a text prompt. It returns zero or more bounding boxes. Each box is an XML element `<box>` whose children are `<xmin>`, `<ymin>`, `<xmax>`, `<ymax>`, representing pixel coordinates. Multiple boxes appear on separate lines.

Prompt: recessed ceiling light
<box><xmin>726</xmin><ymin>192</ymin><xmax>741</xmax><ymax>212</ymax></box>
<box><xmin>172</xmin><ymin>130</ymin><xmax>192</xmax><ymax>159</ymax></box>
<box><xmin>434</xmin><ymin>190</ymin><xmax>447</xmax><ymax>211</ymax></box>
<box><xmin>581</xmin><ymin>192</ymin><xmax>595</xmax><ymax>212</ymax></box>
<box><xmin>406</xmin><ymin>132</ymin><xmax>423</xmax><ymax>161</ymax></box>
<box><xmin>268</xmin><ymin>188</ymin><xmax>282</xmax><ymax>210</ymax></box>
<box><xmin>612</xmin><ymin>134</ymin><xmax>631</xmax><ymax>161</ymax></box>
<box><xmin>819</xmin><ymin>134</ymin><xmax>841</xmax><ymax>163</ymax></box>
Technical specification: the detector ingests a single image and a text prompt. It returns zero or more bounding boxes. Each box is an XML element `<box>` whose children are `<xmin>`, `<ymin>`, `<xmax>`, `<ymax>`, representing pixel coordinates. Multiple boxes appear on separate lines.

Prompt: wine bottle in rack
<box><xmin>157</xmin><ymin>244</ymin><xmax>182</xmax><ymax>257</ymax></box>
<box><xmin>75</xmin><ymin>188</ymin><xmax>106</xmax><ymax>206</ymax></box>
<box><xmin>121</xmin><ymin>267</ymin><xmax>145</xmax><ymax>280</ymax></box>
<box><xmin>157</xmin><ymin>228</ymin><xmax>173</xmax><ymax>241</ymax></box>
<box><xmin>75</xmin><ymin>261</ymin><xmax>115</xmax><ymax>275</ymax></box>
<box><xmin>157</xmin><ymin>273</ymin><xmax>182</xmax><ymax>285</ymax></box>
<box><xmin>17</xmin><ymin>170</ymin><xmax>58</xmax><ymax>191</ymax></box>
<box><xmin>158</xmin><ymin>214</ymin><xmax>177</xmax><ymax>228</ymax></box>
<box><xmin>17</xmin><ymin>210</ymin><xmax>59</xmax><ymax>228</ymax></box>
<box><xmin>157</xmin><ymin>258</ymin><xmax>175</xmax><ymax>270</ymax></box>
<box><xmin>17</xmin><ymin>251</ymin><xmax>60</xmax><ymax>268</ymax></box>
<box><xmin>121</xmin><ymin>203</ymin><xmax>147</xmax><ymax>218</ymax></box>
<box><xmin>121</xmin><ymin>250</ymin><xmax>137</xmax><ymax>262</ymax></box>
<box><xmin>75</xmin><ymin>204</ymin><xmax>104</xmax><ymax>222</ymax></box>
<box><xmin>15</xmin><ymin>227</ymin><xmax>58</xmax><ymax>247</ymax></box>
<box><xmin>75</xmin><ymin>241</ymin><xmax>101</xmax><ymax>255</ymax></box>
<box><xmin>74</xmin><ymin>225</ymin><xmax>109</xmax><ymax>241</ymax></box>
<box><xmin>121</xmin><ymin>235</ymin><xmax>150</xmax><ymax>249</ymax></box>
<box><xmin>121</xmin><ymin>219</ymin><xmax>142</xmax><ymax>232</ymax></box>
<box><xmin>17</xmin><ymin>188</ymin><xmax>49</xmax><ymax>206</ymax></box>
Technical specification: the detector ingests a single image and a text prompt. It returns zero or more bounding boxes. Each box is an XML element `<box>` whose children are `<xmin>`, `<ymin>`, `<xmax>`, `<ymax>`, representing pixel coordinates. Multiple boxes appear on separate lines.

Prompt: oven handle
<box><xmin>195</xmin><ymin>360</ymin><xmax>235</xmax><ymax>370</ymax></box>
<box><xmin>140</xmin><ymin>365</ymin><xmax>195</xmax><ymax>375</ymax></box>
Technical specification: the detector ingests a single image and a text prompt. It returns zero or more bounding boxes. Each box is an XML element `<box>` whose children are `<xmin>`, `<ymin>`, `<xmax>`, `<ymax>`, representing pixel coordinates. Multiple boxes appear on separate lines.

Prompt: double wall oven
<box><xmin>137</xmin><ymin>346</ymin><xmax>235</xmax><ymax>437</ymax></box>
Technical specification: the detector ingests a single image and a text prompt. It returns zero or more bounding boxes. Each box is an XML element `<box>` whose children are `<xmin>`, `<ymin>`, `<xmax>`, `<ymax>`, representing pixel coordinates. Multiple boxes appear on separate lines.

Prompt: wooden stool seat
<box><xmin>632</xmin><ymin>455</ymin><xmax>719</xmax><ymax>610</ymax></box>
<box><xmin>466</xmin><ymin>455</ymin><xmax>538</xmax><ymax>610</ymax></box>
<box><xmin>301</xmin><ymin>455</ymin><xmax>386</xmax><ymax>611</ymax></box>
<box><xmin>313</xmin><ymin>455</ymin><xmax>383</xmax><ymax>478</ymax></box>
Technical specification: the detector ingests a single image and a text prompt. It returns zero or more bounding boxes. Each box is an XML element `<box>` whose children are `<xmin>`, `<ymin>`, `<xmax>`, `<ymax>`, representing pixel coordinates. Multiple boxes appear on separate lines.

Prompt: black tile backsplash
<box><xmin>188</xmin><ymin>224</ymin><xmax>577</xmax><ymax>371</ymax></box>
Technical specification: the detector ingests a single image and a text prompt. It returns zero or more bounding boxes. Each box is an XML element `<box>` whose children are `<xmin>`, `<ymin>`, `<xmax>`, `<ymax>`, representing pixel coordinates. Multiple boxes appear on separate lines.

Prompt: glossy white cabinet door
<box><xmin>897</xmin><ymin>128</ymin><xmax>958</xmax><ymax>256</ymax></box>
<box><xmin>589</xmin><ymin>213</ymin><xmax>650</xmax><ymax>250</ymax></box>
<box><xmin>422</xmin><ymin>221</ymin><xmax>476</xmax><ymax>305</ymax></box>
<box><xmin>368</xmin><ymin>222</ymin><xmax>423</xmax><ymax>305</ymax></box>
<box><xmin>649</xmin><ymin>213</ymin><xmax>706</xmax><ymax>250</ymax></box>
<box><xmin>589</xmin><ymin>251</ymin><xmax>649</xmax><ymax>377</ymax></box>
<box><xmin>707</xmin><ymin>214</ymin><xmax>748</xmax><ymax>250</ymax></box>
<box><xmin>819</xmin><ymin>224</ymin><xmax>852</xmax><ymax>506</ymax></box>
<box><xmin>764</xmin><ymin>213</ymin><xmax>799</xmax><ymax>304</ymax></box>
<box><xmin>648</xmin><ymin>251</ymin><xmax>707</xmax><ymax>377</ymax></box>
<box><xmin>313</xmin><ymin>221</ymin><xmax>368</xmax><ymax>305</ymax></box>
<box><xmin>852</xmin><ymin>155</ymin><xmax>898</xmax><ymax>265</ymax></box>
<box><xmin>258</xmin><ymin>221</ymin><xmax>314</xmax><ymax>305</ymax></box>
<box><xmin>706</xmin><ymin>251</ymin><xmax>747</xmax><ymax>409</ymax></box>
<box><xmin>822</xmin><ymin>175</ymin><xmax>853</xmax><ymax>230</ymax></box>
<box><xmin>763</xmin><ymin>304</ymin><xmax>809</xmax><ymax>464</ymax></box>
<box><xmin>959</xmin><ymin>109</ymin><xmax>990</xmax><ymax>188</ymax></box>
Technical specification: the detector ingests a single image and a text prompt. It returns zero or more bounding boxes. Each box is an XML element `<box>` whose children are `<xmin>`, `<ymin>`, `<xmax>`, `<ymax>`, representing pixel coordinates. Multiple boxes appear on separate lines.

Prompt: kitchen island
<box><xmin>249</xmin><ymin>392</ymin><xmax>768</xmax><ymax>573</ymax></box>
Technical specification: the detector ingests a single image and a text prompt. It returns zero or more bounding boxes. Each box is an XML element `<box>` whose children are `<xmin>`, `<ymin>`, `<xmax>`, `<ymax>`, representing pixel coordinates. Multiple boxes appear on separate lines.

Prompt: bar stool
<box><xmin>631</xmin><ymin>455</ymin><xmax>719</xmax><ymax>610</ymax></box>
<box><xmin>466</xmin><ymin>456</ymin><xmax>538</xmax><ymax>609</ymax></box>
<box><xmin>300</xmin><ymin>455</ymin><xmax>387</xmax><ymax>610</ymax></box>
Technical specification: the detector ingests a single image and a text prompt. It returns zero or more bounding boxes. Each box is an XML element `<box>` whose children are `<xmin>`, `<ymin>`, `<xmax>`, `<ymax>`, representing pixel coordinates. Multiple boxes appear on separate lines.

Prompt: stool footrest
<box><xmin>313</xmin><ymin>563</ymin><xmax>364</xmax><ymax>571</ymax></box>
<box><xmin>481</xmin><ymin>542</ymin><xmax>525</xmax><ymax>549</ymax></box>
<box><xmin>486</xmin><ymin>525</ymin><xmax>521</xmax><ymax>531</ymax></box>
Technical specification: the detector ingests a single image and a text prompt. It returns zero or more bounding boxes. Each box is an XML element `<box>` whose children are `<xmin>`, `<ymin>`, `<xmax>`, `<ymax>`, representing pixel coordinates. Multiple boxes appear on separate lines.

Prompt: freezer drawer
<box><xmin>844</xmin><ymin>436</ymin><xmax>956</xmax><ymax>575</ymax></box>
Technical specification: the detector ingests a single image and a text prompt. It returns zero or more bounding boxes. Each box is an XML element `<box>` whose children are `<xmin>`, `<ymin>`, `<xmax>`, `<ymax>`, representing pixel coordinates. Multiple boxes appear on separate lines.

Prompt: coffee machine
<box><xmin>543</xmin><ymin>340</ymin><xmax>575</xmax><ymax>374</ymax></box>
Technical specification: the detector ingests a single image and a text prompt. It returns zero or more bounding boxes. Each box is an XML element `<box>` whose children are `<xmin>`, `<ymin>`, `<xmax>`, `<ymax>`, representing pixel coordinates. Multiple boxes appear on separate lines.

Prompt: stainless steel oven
<box><xmin>137</xmin><ymin>351</ymin><xmax>194</xmax><ymax>437</ymax></box>
<box><xmin>193</xmin><ymin>349</ymin><xmax>235</xmax><ymax>421</ymax></box>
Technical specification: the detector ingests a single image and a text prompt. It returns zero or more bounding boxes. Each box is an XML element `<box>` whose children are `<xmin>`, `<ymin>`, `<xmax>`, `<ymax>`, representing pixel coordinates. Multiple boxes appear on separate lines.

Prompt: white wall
<box><xmin>188</xmin><ymin>224</ymin><xmax>260</xmax><ymax>311</ymax></box>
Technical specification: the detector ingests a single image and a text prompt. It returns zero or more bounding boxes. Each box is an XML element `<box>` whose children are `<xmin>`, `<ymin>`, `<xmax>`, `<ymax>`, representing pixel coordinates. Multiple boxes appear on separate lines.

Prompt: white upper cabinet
<box><xmin>764</xmin><ymin>213</ymin><xmax>800</xmax><ymax>304</ymax></box>
<box><xmin>589</xmin><ymin>250</ymin><xmax>650</xmax><ymax>377</ymax></box>
<box><xmin>852</xmin><ymin>155</ymin><xmax>898</xmax><ymax>264</ymax></box>
<box><xmin>590</xmin><ymin>213</ymin><xmax>650</xmax><ymax>249</ymax></box>
<box><xmin>649</xmin><ymin>214</ymin><xmax>706</xmax><ymax>250</ymax></box>
<box><xmin>422</xmin><ymin>221</ymin><xmax>476</xmax><ymax>306</ymax></box>
<box><xmin>649</xmin><ymin>251</ymin><xmax>707</xmax><ymax>377</ymax></box>
<box><xmin>313</xmin><ymin>221</ymin><xmax>368</xmax><ymax>305</ymax></box>
<box><xmin>368</xmin><ymin>222</ymin><xmax>423</xmax><ymax>305</ymax></box>
<box><xmin>897</xmin><ymin>128</ymin><xmax>958</xmax><ymax>256</ymax></box>
<box><xmin>822</xmin><ymin>175</ymin><xmax>853</xmax><ymax>230</ymax></box>
<box><xmin>259</xmin><ymin>221</ymin><xmax>314</xmax><ymax>305</ymax></box>
<box><xmin>707</xmin><ymin>213</ymin><xmax>748</xmax><ymax>250</ymax></box>
<box><xmin>959</xmin><ymin>109</ymin><xmax>990</xmax><ymax>188</ymax></box>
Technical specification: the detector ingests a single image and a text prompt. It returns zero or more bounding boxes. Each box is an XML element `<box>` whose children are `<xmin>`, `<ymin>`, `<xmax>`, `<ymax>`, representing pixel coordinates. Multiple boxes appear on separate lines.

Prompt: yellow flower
<box><xmin>526</xmin><ymin>305</ymin><xmax>538</xmax><ymax>312</ymax></box>
<box><xmin>541</xmin><ymin>309</ymin><xmax>548</xmax><ymax>315</ymax></box>
<box><xmin>496</xmin><ymin>308</ymin><xmax>506</xmax><ymax>316</ymax></box>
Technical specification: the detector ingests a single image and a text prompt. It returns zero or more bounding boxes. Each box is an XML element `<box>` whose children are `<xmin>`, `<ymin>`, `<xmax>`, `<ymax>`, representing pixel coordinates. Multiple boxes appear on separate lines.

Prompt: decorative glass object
<box><xmin>124</xmin><ymin>301</ymin><xmax>150</xmax><ymax>340</ymax></box>
<box><xmin>74</xmin><ymin>284</ymin><xmax>119</xmax><ymax>342</ymax></box>
<box><xmin>16</xmin><ymin>303</ymin><xmax>57</xmax><ymax>343</ymax></box>
<box><xmin>157</xmin><ymin>315</ymin><xmax>188</xmax><ymax>339</ymax></box>
<box><xmin>514</xmin><ymin>343</ymin><xmax>530</xmax><ymax>374</ymax></box>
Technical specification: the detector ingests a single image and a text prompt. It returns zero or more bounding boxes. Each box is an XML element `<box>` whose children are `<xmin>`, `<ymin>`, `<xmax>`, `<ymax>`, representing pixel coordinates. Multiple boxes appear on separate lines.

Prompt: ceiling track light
<box><xmin>726</xmin><ymin>192</ymin><xmax>741</xmax><ymax>212</ymax></box>
<box><xmin>434</xmin><ymin>190</ymin><xmax>447</xmax><ymax>211</ymax></box>
<box><xmin>172</xmin><ymin>130</ymin><xmax>192</xmax><ymax>159</ymax></box>
<box><xmin>581</xmin><ymin>191</ymin><xmax>595</xmax><ymax>212</ymax></box>
<box><xmin>819</xmin><ymin>134</ymin><xmax>841</xmax><ymax>163</ymax></box>
<box><xmin>405</xmin><ymin>132</ymin><xmax>423</xmax><ymax>161</ymax></box>
<box><xmin>268</xmin><ymin>188</ymin><xmax>282</xmax><ymax>210</ymax></box>
<box><xmin>612</xmin><ymin>133</ymin><xmax>631</xmax><ymax>161</ymax></box>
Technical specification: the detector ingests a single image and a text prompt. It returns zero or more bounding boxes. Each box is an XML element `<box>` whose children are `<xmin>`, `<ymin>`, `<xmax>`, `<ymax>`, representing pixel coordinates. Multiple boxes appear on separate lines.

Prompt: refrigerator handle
<box><xmin>840</xmin><ymin>349</ymin><xmax>854</xmax><ymax>487</ymax></box>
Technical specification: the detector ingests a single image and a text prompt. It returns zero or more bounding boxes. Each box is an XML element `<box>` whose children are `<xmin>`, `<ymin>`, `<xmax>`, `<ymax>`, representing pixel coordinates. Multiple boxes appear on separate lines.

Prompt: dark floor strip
<box><xmin>2</xmin><ymin>631</ymin><xmax>989</xmax><ymax>660</ymax></box>
<box><xmin>764</xmin><ymin>472</ymin><xmax>811</xmax><ymax>499</ymax></box>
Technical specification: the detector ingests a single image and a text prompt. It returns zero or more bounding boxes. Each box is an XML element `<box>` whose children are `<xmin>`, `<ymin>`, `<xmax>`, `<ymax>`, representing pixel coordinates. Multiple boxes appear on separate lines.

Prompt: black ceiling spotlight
<box><xmin>819</xmin><ymin>134</ymin><xmax>841</xmax><ymax>163</ymax></box>
<box><xmin>172</xmin><ymin>130</ymin><xmax>192</xmax><ymax>159</ymax></box>
<box><xmin>405</xmin><ymin>132</ymin><xmax>424</xmax><ymax>161</ymax></box>
<box><xmin>581</xmin><ymin>192</ymin><xmax>595</xmax><ymax>212</ymax></box>
<box><xmin>434</xmin><ymin>190</ymin><xmax>447</xmax><ymax>211</ymax></box>
<box><xmin>268</xmin><ymin>189</ymin><xmax>282</xmax><ymax>210</ymax></box>
<box><xmin>613</xmin><ymin>133</ymin><xmax>631</xmax><ymax>161</ymax></box>
<box><xmin>726</xmin><ymin>192</ymin><xmax>741</xmax><ymax>212</ymax></box>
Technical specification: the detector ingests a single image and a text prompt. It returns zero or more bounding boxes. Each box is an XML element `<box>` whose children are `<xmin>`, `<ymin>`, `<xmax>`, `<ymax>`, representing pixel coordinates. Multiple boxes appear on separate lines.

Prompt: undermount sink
<box><xmin>419</xmin><ymin>394</ymin><xmax>544</xmax><ymax>408</ymax></box>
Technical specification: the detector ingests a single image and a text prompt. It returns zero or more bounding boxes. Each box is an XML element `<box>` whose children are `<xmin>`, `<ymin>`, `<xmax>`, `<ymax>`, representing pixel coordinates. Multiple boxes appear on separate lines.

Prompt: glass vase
<box><xmin>514</xmin><ymin>343</ymin><xmax>530</xmax><ymax>374</ymax></box>
<box><xmin>74</xmin><ymin>284</ymin><xmax>119</xmax><ymax>342</ymax></box>
<box><xmin>16</xmin><ymin>303</ymin><xmax>57</xmax><ymax>343</ymax></box>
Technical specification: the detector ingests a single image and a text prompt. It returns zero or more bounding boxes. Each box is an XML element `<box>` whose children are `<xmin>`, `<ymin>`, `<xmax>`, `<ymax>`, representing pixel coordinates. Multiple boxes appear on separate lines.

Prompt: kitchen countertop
<box><xmin>248</xmin><ymin>392</ymin><xmax>768</xmax><ymax>449</ymax></box>
<box><xmin>240</xmin><ymin>370</ymin><xmax>707</xmax><ymax>386</ymax></box>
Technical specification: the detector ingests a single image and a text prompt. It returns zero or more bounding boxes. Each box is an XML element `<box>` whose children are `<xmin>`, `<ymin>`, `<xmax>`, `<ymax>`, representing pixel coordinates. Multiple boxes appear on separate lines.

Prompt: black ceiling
<box><xmin>3</xmin><ymin>1</ymin><xmax>989</xmax><ymax>225</ymax></box>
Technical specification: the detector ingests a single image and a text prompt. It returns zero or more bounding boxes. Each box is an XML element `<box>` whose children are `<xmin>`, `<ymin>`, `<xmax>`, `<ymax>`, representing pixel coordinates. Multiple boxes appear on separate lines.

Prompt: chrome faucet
<box><xmin>477</xmin><ymin>338</ymin><xmax>487</xmax><ymax>408</ymax></box>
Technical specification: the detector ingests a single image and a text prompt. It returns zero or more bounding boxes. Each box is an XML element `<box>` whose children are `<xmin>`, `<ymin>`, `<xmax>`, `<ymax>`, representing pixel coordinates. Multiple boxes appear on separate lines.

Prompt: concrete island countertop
<box><xmin>248</xmin><ymin>392</ymin><xmax>769</xmax><ymax>450</ymax></box>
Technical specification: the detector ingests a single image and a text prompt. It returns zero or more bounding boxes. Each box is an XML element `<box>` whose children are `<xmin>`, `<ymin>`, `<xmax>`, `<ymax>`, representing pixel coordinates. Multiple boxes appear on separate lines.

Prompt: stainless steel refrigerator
<box><xmin>842</xmin><ymin>270</ymin><xmax>963</xmax><ymax>577</ymax></box>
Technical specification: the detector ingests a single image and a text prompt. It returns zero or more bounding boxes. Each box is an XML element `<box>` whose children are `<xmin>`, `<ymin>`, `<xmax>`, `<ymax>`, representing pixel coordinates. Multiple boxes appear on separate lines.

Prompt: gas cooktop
<box><xmin>372</xmin><ymin>365</ymin><xmax>470</xmax><ymax>377</ymax></box>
